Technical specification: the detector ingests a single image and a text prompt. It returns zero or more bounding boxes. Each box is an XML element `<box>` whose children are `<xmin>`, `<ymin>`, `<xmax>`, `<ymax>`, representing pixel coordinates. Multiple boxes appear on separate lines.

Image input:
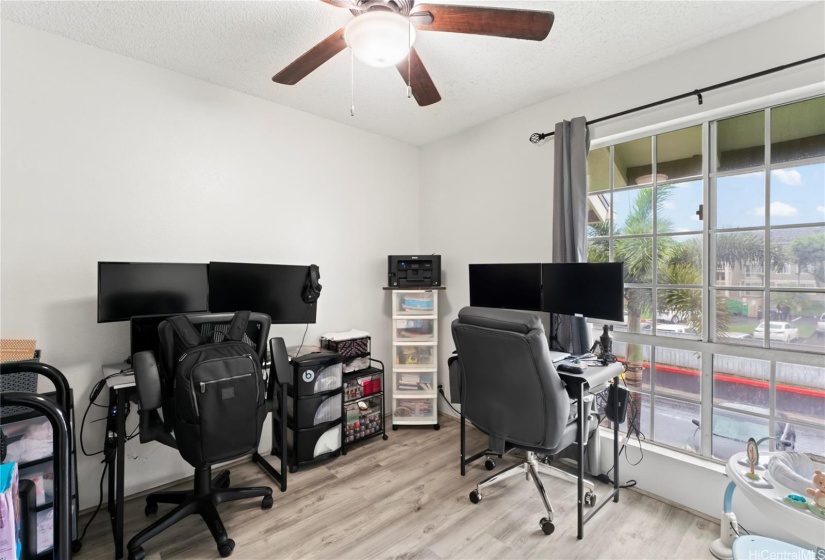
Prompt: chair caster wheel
<box><xmin>469</xmin><ymin>490</ymin><xmax>481</xmax><ymax>504</ymax></box>
<box><xmin>433</xmin><ymin>424</ymin><xmax>440</xmax><ymax>431</ymax></box>
<box><xmin>218</xmin><ymin>538</ymin><xmax>235</xmax><ymax>558</ymax></box>
<box><xmin>128</xmin><ymin>547</ymin><xmax>146</xmax><ymax>560</ymax></box>
<box><xmin>144</xmin><ymin>502</ymin><xmax>158</xmax><ymax>516</ymax></box>
<box><xmin>72</xmin><ymin>540</ymin><xmax>83</xmax><ymax>553</ymax></box>
<box><xmin>261</xmin><ymin>495</ymin><xmax>273</xmax><ymax>510</ymax></box>
<box><xmin>392</xmin><ymin>425</ymin><xmax>398</xmax><ymax>431</ymax></box>
<box><xmin>383</xmin><ymin>434</ymin><xmax>388</xmax><ymax>440</ymax></box>
<box><xmin>540</xmin><ymin>518</ymin><xmax>555</xmax><ymax>535</ymax></box>
<box><xmin>484</xmin><ymin>458</ymin><xmax>496</xmax><ymax>471</ymax></box>
<box><xmin>585</xmin><ymin>491</ymin><xmax>597</xmax><ymax>507</ymax></box>
<box><xmin>289</xmin><ymin>465</ymin><xmax>298</xmax><ymax>474</ymax></box>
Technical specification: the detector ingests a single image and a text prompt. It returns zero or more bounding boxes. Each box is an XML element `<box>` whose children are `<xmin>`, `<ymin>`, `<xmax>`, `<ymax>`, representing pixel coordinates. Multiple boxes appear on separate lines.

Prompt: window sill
<box><xmin>598</xmin><ymin>426</ymin><xmax>726</xmax><ymax>475</ymax></box>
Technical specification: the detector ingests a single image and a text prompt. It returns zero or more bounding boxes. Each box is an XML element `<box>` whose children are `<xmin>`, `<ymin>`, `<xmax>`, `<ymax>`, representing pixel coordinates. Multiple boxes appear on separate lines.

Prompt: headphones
<box><xmin>302</xmin><ymin>264</ymin><xmax>322</xmax><ymax>303</ymax></box>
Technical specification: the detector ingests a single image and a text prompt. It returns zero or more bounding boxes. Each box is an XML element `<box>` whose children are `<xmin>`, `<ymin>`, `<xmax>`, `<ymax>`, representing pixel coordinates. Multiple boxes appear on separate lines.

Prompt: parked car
<box><xmin>816</xmin><ymin>313</ymin><xmax>825</xmax><ymax>336</ymax></box>
<box><xmin>718</xmin><ymin>331</ymin><xmax>753</xmax><ymax>340</ymax></box>
<box><xmin>689</xmin><ymin>403</ymin><xmax>796</xmax><ymax>460</ymax></box>
<box><xmin>753</xmin><ymin>321</ymin><xmax>799</xmax><ymax>343</ymax></box>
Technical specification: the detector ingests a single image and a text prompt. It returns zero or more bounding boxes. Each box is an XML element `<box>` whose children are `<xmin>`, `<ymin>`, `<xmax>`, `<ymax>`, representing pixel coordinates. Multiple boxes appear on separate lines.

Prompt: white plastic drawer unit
<box><xmin>395</xmin><ymin>372</ymin><xmax>435</xmax><ymax>395</ymax></box>
<box><xmin>394</xmin><ymin>318</ymin><xmax>436</xmax><ymax>342</ymax></box>
<box><xmin>393</xmin><ymin>398</ymin><xmax>436</xmax><ymax>421</ymax></box>
<box><xmin>394</xmin><ymin>292</ymin><xmax>435</xmax><ymax>315</ymax></box>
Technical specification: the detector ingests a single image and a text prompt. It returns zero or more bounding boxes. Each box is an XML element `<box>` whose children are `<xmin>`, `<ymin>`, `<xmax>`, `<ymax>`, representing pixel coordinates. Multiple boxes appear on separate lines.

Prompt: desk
<box><xmin>556</xmin><ymin>361</ymin><xmax>623</xmax><ymax>539</ymax></box>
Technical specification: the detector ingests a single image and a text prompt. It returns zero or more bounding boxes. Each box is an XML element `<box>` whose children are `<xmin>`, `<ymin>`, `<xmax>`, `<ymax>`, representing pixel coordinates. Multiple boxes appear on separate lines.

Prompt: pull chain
<box><xmin>407</xmin><ymin>22</ymin><xmax>412</xmax><ymax>99</ymax></box>
<box><xmin>350</xmin><ymin>48</ymin><xmax>355</xmax><ymax>117</ymax></box>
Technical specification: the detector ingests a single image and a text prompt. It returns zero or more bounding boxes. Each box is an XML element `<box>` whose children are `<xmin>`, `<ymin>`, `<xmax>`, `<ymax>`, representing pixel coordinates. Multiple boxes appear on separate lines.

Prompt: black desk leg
<box><xmin>577</xmin><ymin>383</ymin><xmax>585</xmax><ymax>540</ymax></box>
<box><xmin>115</xmin><ymin>388</ymin><xmax>126</xmax><ymax>559</ymax></box>
<box><xmin>460</xmin><ymin>412</ymin><xmax>466</xmax><ymax>476</ymax></box>
<box><xmin>613</xmin><ymin>375</ymin><xmax>620</xmax><ymax>503</ymax></box>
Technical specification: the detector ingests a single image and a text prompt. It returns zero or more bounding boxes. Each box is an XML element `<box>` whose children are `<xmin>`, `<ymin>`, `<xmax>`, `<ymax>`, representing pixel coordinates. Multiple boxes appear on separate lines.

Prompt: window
<box><xmin>588</xmin><ymin>95</ymin><xmax>825</xmax><ymax>462</ymax></box>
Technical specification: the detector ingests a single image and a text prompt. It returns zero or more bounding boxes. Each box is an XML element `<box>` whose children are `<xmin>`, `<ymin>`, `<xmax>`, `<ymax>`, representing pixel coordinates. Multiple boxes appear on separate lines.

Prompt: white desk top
<box><xmin>102</xmin><ymin>362</ymin><xmax>136</xmax><ymax>390</ymax></box>
<box><xmin>727</xmin><ymin>451</ymin><xmax>825</xmax><ymax>548</ymax></box>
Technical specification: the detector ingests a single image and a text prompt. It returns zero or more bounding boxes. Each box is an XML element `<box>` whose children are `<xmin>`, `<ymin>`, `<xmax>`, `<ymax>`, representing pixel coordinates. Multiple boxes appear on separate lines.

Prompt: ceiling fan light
<box><xmin>344</xmin><ymin>11</ymin><xmax>415</xmax><ymax>68</ymax></box>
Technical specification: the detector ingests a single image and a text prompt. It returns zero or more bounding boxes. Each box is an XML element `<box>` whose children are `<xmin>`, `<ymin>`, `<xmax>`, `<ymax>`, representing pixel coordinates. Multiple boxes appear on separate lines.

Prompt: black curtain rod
<box><xmin>528</xmin><ymin>53</ymin><xmax>825</xmax><ymax>144</ymax></box>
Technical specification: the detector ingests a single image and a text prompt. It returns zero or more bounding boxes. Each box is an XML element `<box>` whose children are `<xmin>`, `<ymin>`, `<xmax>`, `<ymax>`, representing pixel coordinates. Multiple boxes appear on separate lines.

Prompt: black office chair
<box><xmin>128</xmin><ymin>312</ymin><xmax>276</xmax><ymax>560</ymax></box>
<box><xmin>451</xmin><ymin>306</ymin><xmax>595</xmax><ymax>535</ymax></box>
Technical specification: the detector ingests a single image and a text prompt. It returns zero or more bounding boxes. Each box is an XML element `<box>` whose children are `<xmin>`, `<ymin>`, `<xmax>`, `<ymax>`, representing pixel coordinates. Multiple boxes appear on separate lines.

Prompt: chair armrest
<box><xmin>133</xmin><ymin>351</ymin><xmax>162</xmax><ymax>411</ymax></box>
<box><xmin>269</xmin><ymin>338</ymin><xmax>291</xmax><ymax>387</ymax></box>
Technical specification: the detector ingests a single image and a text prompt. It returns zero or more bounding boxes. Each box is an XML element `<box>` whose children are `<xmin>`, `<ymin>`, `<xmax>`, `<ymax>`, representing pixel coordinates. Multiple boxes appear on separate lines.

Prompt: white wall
<box><xmin>0</xmin><ymin>21</ymin><xmax>419</xmax><ymax>509</ymax></box>
<box><xmin>419</xmin><ymin>0</ymin><xmax>825</xmax><ymax>538</ymax></box>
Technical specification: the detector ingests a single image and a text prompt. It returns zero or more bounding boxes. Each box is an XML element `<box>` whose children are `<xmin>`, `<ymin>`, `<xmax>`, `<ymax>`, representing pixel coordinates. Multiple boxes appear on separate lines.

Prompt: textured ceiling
<box><xmin>1</xmin><ymin>1</ymin><xmax>813</xmax><ymax>146</ymax></box>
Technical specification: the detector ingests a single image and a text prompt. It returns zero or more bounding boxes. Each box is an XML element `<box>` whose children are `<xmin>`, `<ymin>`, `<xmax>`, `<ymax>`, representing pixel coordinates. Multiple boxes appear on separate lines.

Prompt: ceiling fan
<box><xmin>272</xmin><ymin>0</ymin><xmax>555</xmax><ymax>107</ymax></box>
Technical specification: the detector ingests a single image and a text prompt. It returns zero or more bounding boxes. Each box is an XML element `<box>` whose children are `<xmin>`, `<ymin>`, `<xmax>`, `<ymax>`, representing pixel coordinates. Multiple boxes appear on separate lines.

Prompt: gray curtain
<box><xmin>551</xmin><ymin>116</ymin><xmax>591</xmax><ymax>355</ymax></box>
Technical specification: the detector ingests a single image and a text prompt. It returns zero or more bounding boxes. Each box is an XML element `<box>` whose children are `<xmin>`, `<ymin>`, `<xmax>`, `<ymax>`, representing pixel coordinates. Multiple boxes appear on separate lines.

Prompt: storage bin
<box><xmin>394</xmin><ymin>345</ymin><xmax>435</xmax><ymax>368</ymax></box>
<box><xmin>321</xmin><ymin>336</ymin><xmax>371</xmax><ymax>358</ymax></box>
<box><xmin>394</xmin><ymin>292</ymin><xmax>434</xmax><ymax>315</ymax></box>
<box><xmin>2</xmin><ymin>415</ymin><xmax>53</xmax><ymax>465</ymax></box>
<box><xmin>290</xmin><ymin>352</ymin><xmax>343</xmax><ymax>397</ymax></box>
<box><xmin>395</xmin><ymin>372</ymin><xmax>435</xmax><ymax>394</ymax></box>
<box><xmin>394</xmin><ymin>318</ymin><xmax>435</xmax><ymax>341</ymax></box>
<box><xmin>342</xmin><ymin>356</ymin><xmax>370</xmax><ymax>373</ymax></box>
<box><xmin>393</xmin><ymin>399</ymin><xmax>435</xmax><ymax>420</ymax></box>
<box><xmin>344</xmin><ymin>396</ymin><xmax>383</xmax><ymax>444</ymax></box>
<box><xmin>286</xmin><ymin>422</ymin><xmax>341</xmax><ymax>464</ymax></box>
<box><xmin>287</xmin><ymin>392</ymin><xmax>342</xmax><ymax>429</ymax></box>
<box><xmin>20</xmin><ymin>461</ymin><xmax>54</xmax><ymax>507</ymax></box>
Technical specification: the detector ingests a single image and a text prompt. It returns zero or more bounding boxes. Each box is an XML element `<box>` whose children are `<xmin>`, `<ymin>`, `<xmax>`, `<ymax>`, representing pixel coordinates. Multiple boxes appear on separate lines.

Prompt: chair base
<box><xmin>469</xmin><ymin>451</ymin><xmax>595</xmax><ymax>535</ymax></box>
<box><xmin>126</xmin><ymin>466</ymin><xmax>272</xmax><ymax>560</ymax></box>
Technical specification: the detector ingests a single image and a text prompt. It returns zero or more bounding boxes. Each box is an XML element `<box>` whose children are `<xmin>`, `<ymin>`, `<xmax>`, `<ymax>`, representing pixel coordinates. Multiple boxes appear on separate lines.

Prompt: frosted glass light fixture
<box><xmin>344</xmin><ymin>11</ymin><xmax>415</xmax><ymax>68</ymax></box>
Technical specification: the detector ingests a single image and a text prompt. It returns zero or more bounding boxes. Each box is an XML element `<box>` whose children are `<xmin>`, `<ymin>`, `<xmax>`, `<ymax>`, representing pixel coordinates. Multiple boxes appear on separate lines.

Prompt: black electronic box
<box><xmin>388</xmin><ymin>255</ymin><xmax>441</xmax><ymax>287</ymax></box>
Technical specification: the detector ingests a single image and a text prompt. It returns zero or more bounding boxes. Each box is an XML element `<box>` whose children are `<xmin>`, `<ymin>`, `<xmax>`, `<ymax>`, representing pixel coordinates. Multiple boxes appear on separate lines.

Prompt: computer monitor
<box><xmin>468</xmin><ymin>263</ymin><xmax>542</xmax><ymax>311</ymax></box>
<box><xmin>541</xmin><ymin>262</ymin><xmax>624</xmax><ymax>321</ymax></box>
<box><xmin>97</xmin><ymin>262</ymin><xmax>209</xmax><ymax>323</ymax></box>
<box><xmin>208</xmin><ymin>262</ymin><xmax>317</xmax><ymax>324</ymax></box>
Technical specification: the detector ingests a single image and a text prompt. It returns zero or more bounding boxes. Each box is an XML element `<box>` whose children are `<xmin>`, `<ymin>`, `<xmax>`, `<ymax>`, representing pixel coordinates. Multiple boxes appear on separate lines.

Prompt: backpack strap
<box><xmin>225</xmin><ymin>311</ymin><xmax>251</xmax><ymax>343</ymax></box>
<box><xmin>167</xmin><ymin>315</ymin><xmax>203</xmax><ymax>350</ymax></box>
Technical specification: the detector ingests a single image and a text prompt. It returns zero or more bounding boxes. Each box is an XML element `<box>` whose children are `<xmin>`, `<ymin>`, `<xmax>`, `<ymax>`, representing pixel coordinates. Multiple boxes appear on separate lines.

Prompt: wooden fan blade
<box><xmin>410</xmin><ymin>4</ymin><xmax>554</xmax><ymax>41</ymax></box>
<box><xmin>272</xmin><ymin>27</ymin><xmax>347</xmax><ymax>85</ymax></box>
<box><xmin>396</xmin><ymin>47</ymin><xmax>441</xmax><ymax>107</ymax></box>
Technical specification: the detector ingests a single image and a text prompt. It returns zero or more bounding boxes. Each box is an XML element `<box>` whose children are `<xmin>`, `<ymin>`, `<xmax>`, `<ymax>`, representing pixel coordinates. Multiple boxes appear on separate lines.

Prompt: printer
<box><xmin>388</xmin><ymin>255</ymin><xmax>441</xmax><ymax>287</ymax></box>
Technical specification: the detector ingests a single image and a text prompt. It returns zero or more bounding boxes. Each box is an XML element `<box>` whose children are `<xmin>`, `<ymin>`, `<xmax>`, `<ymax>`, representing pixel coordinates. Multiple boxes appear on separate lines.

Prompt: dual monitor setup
<box><xmin>97</xmin><ymin>261</ymin><xmax>321</xmax><ymax>358</ymax></box>
<box><xmin>469</xmin><ymin>262</ymin><xmax>625</xmax><ymax>352</ymax></box>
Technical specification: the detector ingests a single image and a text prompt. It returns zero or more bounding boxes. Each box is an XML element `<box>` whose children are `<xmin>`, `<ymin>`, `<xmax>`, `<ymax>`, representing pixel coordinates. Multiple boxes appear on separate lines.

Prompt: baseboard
<box><xmin>627</xmin><ymin>486</ymin><xmax>719</xmax><ymax>525</ymax></box>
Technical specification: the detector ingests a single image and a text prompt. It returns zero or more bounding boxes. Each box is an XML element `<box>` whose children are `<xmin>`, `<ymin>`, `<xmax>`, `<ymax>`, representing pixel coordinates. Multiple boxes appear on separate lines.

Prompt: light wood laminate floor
<box><xmin>79</xmin><ymin>415</ymin><xmax>717</xmax><ymax>559</ymax></box>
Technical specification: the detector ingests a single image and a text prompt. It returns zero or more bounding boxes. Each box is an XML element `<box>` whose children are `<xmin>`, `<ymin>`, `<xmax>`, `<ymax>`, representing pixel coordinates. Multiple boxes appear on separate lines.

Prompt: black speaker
<box><xmin>605</xmin><ymin>384</ymin><xmax>629</xmax><ymax>424</ymax></box>
<box><xmin>302</xmin><ymin>264</ymin><xmax>322</xmax><ymax>303</ymax></box>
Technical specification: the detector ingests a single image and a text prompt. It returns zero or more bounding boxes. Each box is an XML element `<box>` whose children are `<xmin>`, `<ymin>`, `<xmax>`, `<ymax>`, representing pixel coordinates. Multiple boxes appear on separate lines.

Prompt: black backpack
<box><xmin>167</xmin><ymin>311</ymin><xmax>267</xmax><ymax>467</ymax></box>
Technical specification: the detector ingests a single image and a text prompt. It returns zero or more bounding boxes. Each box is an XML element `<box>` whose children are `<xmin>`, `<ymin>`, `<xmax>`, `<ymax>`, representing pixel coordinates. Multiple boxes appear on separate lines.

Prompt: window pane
<box><xmin>784</xmin><ymin>423</ymin><xmax>825</xmax><ymax>458</ymax></box>
<box><xmin>588</xmin><ymin>238</ymin><xmax>609</xmax><ymax>263</ymax></box>
<box><xmin>654</xmin><ymin>396</ymin><xmax>701</xmax><ymax>452</ymax></box>
<box><xmin>768</xmin><ymin>291</ymin><xmax>825</xmax><ymax>354</ymax></box>
<box><xmin>587</xmin><ymin>193</ymin><xmax>610</xmax><ymax>237</ymax></box>
<box><xmin>587</xmin><ymin>146</ymin><xmax>610</xmax><ymax>192</ymax></box>
<box><xmin>716</xmin><ymin>110</ymin><xmax>764</xmax><ymax>172</ymax></box>
<box><xmin>657</xmin><ymin>181</ymin><xmax>703</xmax><ymax>233</ymax></box>
<box><xmin>614</xmin><ymin>187</ymin><xmax>653</xmax><ymax>236</ymax></box>
<box><xmin>617</xmin><ymin>237</ymin><xmax>653</xmax><ymax>283</ymax></box>
<box><xmin>623</xmin><ymin>289</ymin><xmax>652</xmax><ymax>333</ymax></box>
<box><xmin>612</xmin><ymin>341</ymin><xmax>651</xmax><ymax>392</ymax></box>
<box><xmin>713</xmin><ymin>354</ymin><xmax>769</xmax><ymax>413</ymax></box>
<box><xmin>712</xmin><ymin>407</ymin><xmax>769</xmax><ymax>461</ymax></box>
<box><xmin>657</xmin><ymin>288</ymin><xmax>702</xmax><ymax>338</ymax></box>
<box><xmin>657</xmin><ymin>125</ymin><xmax>702</xmax><ymax>182</ymax></box>
<box><xmin>713</xmin><ymin>231</ymin><xmax>765</xmax><ymax>288</ymax></box>
<box><xmin>776</xmin><ymin>362</ymin><xmax>825</xmax><ymax>429</ymax></box>
<box><xmin>614</xmin><ymin>137</ymin><xmax>652</xmax><ymax>188</ymax></box>
<box><xmin>658</xmin><ymin>234</ymin><xmax>702</xmax><ymax>284</ymax></box>
<box><xmin>715</xmin><ymin>172</ymin><xmax>765</xmax><ymax>229</ymax></box>
<box><xmin>771</xmin><ymin>96</ymin><xmax>825</xmax><ymax>164</ymax></box>
<box><xmin>653</xmin><ymin>347</ymin><xmax>701</xmax><ymax>400</ymax></box>
<box><xmin>714</xmin><ymin>290</ymin><xmax>763</xmax><ymax>346</ymax></box>
<box><xmin>769</xmin><ymin>163</ymin><xmax>825</xmax><ymax>226</ymax></box>
<box><xmin>770</xmin><ymin>226</ymin><xmax>825</xmax><ymax>288</ymax></box>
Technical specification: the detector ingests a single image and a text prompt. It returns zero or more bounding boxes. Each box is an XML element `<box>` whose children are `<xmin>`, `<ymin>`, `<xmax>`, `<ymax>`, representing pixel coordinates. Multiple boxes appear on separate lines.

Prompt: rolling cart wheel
<box><xmin>585</xmin><ymin>491</ymin><xmax>597</xmax><ymax>507</ymax></box>
<box><xmin>261</xmin><ymin>495</ymin><xmax>273</xmax><ymax>510</ymax></box>
<box><xmin>218</xmin><ymin>539</ymin><xmax>235</xmax><ymax>558</ymax></box>
<box><xmin>433</xmin><ymin>424</ymin><xmax>440</xmax><ymax>431</ymax></box>
<box><xmin>128</xmin><ymin>547</ymin><xmax>146</xmax><ymax>560</ymax></box>
<box><xmin>469</xmin><ymin>490</ymin><xmax>481</xmax><ymax>504</ymax></box>
<box><xmin>382</xmin><ymin>434</ymin><xmax>389</xmax><ymax>440</ymax></box>
<box><xmin>144</xmin><ymin>501</ymin><xmax>158</xmax><ymax>516</ymax></box>
<box><xmin>392</xmin><ymin>425</ymin><xmax>398</xmax><ymax>431</ymax></box>
<box><xmin>484</xmin><ymin>458</ymin><xmax>496</xmax><ymax>471</ymax></box>
<box><xmin>334</xmin><ymin>450</ymin><xmax>342</xmax><ymax>457</ymax></box>
<box><xmin>539</xmin><ymin>518</ymin><xmax>555</xmax><ymax>535</ymax></box>
<box><xmin>72</xmin><ymin>540</ymin><xmax>83</xmax><ymax>553</ymax></box>
<box><xmin>341</xmin><ymin>448</ymin><xmax>348</xmax><ymax>455</ymax></box>
<box><xmin>289</xmin><ymin>465</ymin><xmax>298</xmax><ymax>474</ymax></box>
